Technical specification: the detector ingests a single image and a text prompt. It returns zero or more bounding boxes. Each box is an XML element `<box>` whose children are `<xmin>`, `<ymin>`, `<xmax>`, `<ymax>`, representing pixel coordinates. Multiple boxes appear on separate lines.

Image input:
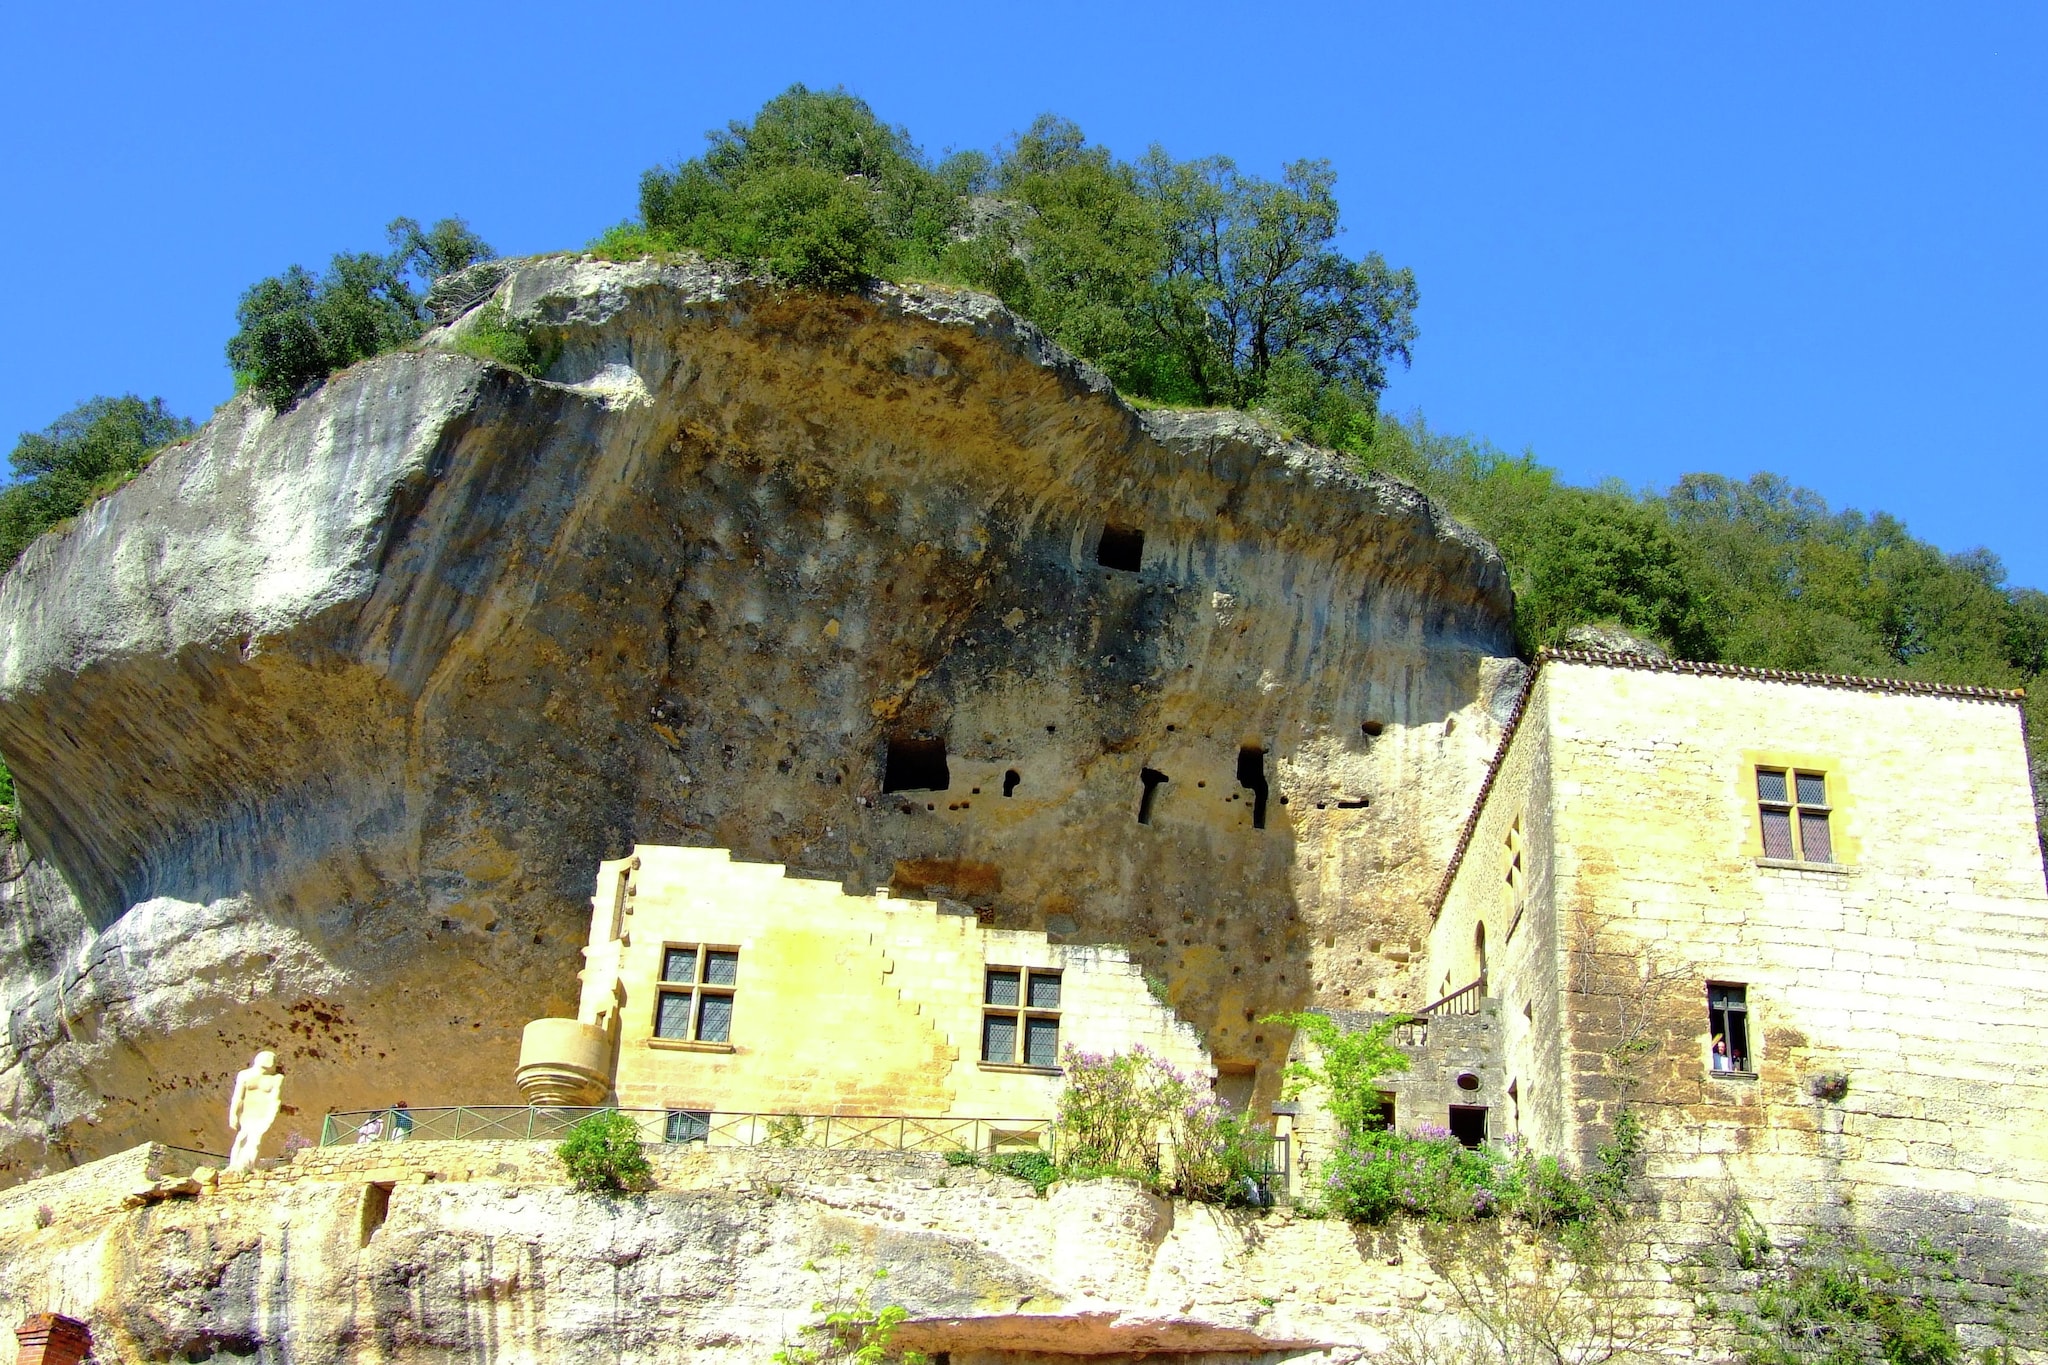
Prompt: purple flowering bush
<box><xmin>1055</xmin><ymin>1047</ymin><xmax>1273</xmax><ymax>1204</ymax></box>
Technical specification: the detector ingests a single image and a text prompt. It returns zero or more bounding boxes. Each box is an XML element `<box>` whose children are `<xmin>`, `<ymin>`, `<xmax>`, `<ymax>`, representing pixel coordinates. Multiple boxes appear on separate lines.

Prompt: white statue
<box><xmin>226</xmin><ymin>1050</ymin><xmax>282</xmax><ymax>1171</ymax></box>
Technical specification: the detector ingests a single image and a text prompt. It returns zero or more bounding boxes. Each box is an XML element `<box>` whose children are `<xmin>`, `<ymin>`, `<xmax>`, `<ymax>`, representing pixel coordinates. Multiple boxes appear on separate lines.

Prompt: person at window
<box><xmin>1711</xmin><ymin>1035</ymin><xmax>1731</xmax><ymax>1072</ymax></box>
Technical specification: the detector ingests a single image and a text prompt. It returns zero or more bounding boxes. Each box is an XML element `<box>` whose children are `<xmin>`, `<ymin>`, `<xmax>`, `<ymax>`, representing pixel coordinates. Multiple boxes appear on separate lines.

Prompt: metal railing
<box><xmin>317</xmin><ymin>1106</ymin><xmax>1053</xmax><ymax>1153</ymax></box>
<box><xmin>1420</xmin><ymin>977</ymin><xmax>1486</xmax><ymax>1017</ymax></box>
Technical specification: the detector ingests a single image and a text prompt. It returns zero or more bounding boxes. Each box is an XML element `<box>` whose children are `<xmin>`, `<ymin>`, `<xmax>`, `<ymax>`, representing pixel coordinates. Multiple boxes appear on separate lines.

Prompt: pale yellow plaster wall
<box><xmin>1530</xmin><ymin>661</ymin><xmax>2048</xmax><ymax>1247</ymax></box>
<box><xmin>570</xmin><ymin>845</ymin><xmax>1210</xmax><ymax>1122</ymax></box>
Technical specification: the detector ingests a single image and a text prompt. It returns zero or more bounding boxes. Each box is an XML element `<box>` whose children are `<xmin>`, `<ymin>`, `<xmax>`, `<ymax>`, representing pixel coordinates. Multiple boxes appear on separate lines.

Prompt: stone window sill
<box><xmin>977</xmin><ymin>1061</ymin><xmax>1062</xmax><ymax>1076</ymax></box>
<box><xmin>647</xmin><ymin>1038</ymin><xmax>736</xmax><ymax>1054</ymax></box>
<box><xmin>1755</xmin><ymin>858</ymin><xmax>1855</xmax><ymax>875</ymax></box>
<box><xmin>1707</xmin><ymin>1069</ymin><xmax>1758</xmax><ymax>1081</ymax></box>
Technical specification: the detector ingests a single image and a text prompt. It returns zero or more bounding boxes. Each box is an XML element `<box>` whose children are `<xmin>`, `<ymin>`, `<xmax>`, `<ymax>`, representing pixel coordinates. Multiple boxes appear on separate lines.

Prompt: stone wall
<box><xmin>568</xmin><ymin>844</ymin><xmax>1208</xmax><ymax>1119</ymax></box>
<box><xmin>1433</xmin><ymin>656</ymin><xmax>2048</xmax><ymax>1351</ymax></box>
<box><xmin>0</xmin><ymin>1140</ymin><xmax>1726</xmax><ymax>1364</ymax></box>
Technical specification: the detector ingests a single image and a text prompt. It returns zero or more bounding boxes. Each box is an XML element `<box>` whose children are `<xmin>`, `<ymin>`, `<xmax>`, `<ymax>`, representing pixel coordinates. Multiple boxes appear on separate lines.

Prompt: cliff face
<box><xmin>0</xmin><ymin>258</ymin><xmax>1516</xmax><ymax>1178</ymax></box>
<box><xmin>0</xmin><ymin>1142</ymin><xmax>1703</xmax><ymax>1364</ymax></box>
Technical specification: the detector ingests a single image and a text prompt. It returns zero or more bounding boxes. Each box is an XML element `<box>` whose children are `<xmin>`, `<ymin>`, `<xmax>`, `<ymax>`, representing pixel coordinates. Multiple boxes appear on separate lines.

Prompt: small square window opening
<box><xmin>982</xmin><ymin>966</ymin><xmax>1062</xmax><ymax>1066</ymax></box>
<box><xmin>665</xmin><ymin>1110</ymin><xmax>711</xmax><ymax>1144</ymax></box>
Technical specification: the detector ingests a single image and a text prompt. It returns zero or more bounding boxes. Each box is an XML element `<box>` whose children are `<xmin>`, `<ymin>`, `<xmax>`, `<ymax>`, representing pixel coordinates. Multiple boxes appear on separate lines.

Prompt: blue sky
<box><xmin>3</xmin><ymin>2</ymin><xmax>2042</xmax><ymax>586</ymax></box>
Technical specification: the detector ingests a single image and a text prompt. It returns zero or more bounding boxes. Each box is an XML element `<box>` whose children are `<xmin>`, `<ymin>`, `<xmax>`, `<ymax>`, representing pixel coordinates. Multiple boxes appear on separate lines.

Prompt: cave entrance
<box><xmin>1236</xmin><ymin>746</ymin><xmax>1269</xmax><ymax>830</ymax></box>
<box><xmin>1096</xmin><ymin>524</ymin><xmax>1144</xmax><ymax>572</ymax></box>
<box><xmin>883</xmin><ymin>737</ymin><xmax>950</xmax><ymax>793</ymax></box>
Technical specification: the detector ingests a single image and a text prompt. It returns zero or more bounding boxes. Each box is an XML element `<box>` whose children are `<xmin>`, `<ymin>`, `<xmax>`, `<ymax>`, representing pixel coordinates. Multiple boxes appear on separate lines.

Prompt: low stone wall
<box><xmin>0</xmin><ymin>1141</ymin><xmax>2035</xmax><ymax>1363</ymax></box>
<box><xmin>0</xmin><ymin>1140</ymin><xmax>1699</xmax><ymax>1364</ymax></box>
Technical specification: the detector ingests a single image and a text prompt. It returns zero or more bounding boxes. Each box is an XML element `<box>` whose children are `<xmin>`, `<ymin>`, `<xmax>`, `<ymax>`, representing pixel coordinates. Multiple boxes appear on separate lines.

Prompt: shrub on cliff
<box><xmin>634</xmin><ymin>84</ymin><xmax>965</xmax><ymax>289</ymax></box>
<box><xmin>0</xmin><ymin>395</ymin><xmax>196</xmax><ymax>569</ymax></box>
<box><xmin>557</xmin><ymin>1110</ymin><xmax>653</xmax><ymax>1194</ymax></box>
<box><xmin>227</xmin><ymin>216</ymin><xmax>493</xmax><ymax>409</ymax></box>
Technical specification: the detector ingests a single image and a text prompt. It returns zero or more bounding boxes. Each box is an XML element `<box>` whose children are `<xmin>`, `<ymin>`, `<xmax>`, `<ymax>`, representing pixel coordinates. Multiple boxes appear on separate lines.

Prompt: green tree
<box><xmin>1136</xmin><ymin>151</ymin><xmax>1418</xmax><ymax>411</ymax></box>
<box><xmin>1512</xmin><ymin>488</ymin><xmax>1723</xmax><ymax>658</ymax></box>
<box><xmin>227</xmin><ymin>217</ymin><xmax>494</xmax><ymax>409</ymax></box>
<box><xmin>0</xmin><ymin>395</ymin><xmax>196</xmax><ymax>568</ymax></box>
<box><xmin>1266</xmin><ymin>1011</ymin><xmax>1413</xmax><ymax>1143</ymax></box>
<box><xmin>637</xmin><ymin>83</ymin><xmax>957</xmax><ymax>288</ymax></box>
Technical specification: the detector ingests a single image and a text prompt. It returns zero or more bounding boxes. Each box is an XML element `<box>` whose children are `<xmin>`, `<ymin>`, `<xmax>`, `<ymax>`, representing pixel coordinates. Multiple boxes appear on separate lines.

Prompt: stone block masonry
<box><xmin>0</xmin><ymin>1140</ymin><xmax>1760</xmax><ymax>1364</ymax></box>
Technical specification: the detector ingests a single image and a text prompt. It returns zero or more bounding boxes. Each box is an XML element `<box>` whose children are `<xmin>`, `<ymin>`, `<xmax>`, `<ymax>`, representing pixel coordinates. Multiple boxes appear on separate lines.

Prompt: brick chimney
<box><xmin>14</xmin><ymin>1314</ymin><xmax>90</xmax><ymax>1365</ymax></box>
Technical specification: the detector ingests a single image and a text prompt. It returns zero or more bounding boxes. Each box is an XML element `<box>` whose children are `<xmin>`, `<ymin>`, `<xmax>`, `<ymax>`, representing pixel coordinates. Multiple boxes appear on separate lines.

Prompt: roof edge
<box><xmin>1541</xmin><ymin>648</ymin><xmax>2025</xmax><ymax>703</ymax></box>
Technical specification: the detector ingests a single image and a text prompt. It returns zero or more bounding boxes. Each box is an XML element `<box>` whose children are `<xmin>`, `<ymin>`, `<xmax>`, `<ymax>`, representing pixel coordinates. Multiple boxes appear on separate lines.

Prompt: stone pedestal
<box><xmin>14</xmin><ymin>1314</ymin><xmax>91</xmax><ymax>1365</ymax></box>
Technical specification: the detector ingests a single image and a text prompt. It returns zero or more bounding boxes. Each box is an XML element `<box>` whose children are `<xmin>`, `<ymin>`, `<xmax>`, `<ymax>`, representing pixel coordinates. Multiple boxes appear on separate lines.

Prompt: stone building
<box><xmin>1400</xmin><ymin>648</ymin><xmax>2048</xmax><ymax>1254</ymax></box>
<box><xmin>515</xmin><ymin>845</ymin><xmax>1210</xmax><ymax>1138</ymax></box>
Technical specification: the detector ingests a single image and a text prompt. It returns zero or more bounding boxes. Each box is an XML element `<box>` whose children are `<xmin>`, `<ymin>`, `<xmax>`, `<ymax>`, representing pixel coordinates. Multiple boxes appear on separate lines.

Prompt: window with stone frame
<box><xmin>982</xmin><ymin>967</ymin><xmax>1062</xmax><ymax>1068</ymax></box>
<box><xmin>1756</xmin><ymin>768</ymin><xmax>1834</xmax><ymax>863</ymax></box>
<box><xmin>655</xmin><ymin>945</ymin><xmax>739</xmax><ymax>1043</ymax></box>
<box><xmin>1708</xmin><ymin>982</ymin><xmax>1752</xmax><ymax>1074</ymax></box>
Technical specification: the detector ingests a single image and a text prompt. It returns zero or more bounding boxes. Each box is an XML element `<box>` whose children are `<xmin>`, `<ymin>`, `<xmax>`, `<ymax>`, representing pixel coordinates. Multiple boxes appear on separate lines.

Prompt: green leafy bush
<box><xmin>1736</xmin><ymin>1237</ymin><xmax>1962</xmax><ymax>1365</ymax></box>
<box><xmin>0</xmin><ymin>395</ymin><xmax>196</xmax><ymax>569</ymax></box>
<box><xmin>450</xmin><ymin>302</ymin><xmax>552</xmax><ymax>376</ymax></box>
<box><xmin>556</xmin><ymin>1110</ymin><xmax>653</xmax><ymax>1194</ymax></box>
<box><xmin>985</xmin><ymin>1149</ymin><xmax>1059</xmax><ymax>1194</ymax></box>
<box><xmin>0</xmin><ymin>756</ymin><xmax>15</xmax><ymax>841</ymax></box>
<box><xmin>1319</xmin><ymin>1126</ymin><xmax>1606</xmax><ymax>1231</ymax></box>
<box><xmin>773</xmin><ymin>1262</ymin><xmax>928</xmax><ymax>1365</ymax></box>
<box><xmin>228</xmin><ymin>216</ymin><xmax>493</xmax><ymax>409</ymax></box>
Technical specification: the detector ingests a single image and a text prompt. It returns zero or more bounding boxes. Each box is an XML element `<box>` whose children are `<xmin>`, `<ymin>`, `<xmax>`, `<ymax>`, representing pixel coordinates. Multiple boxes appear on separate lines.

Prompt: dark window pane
<box><xmin>1025</xmin><ymin>1016</ymin><xmax>1060</xmax><ymax>1068</ymax></box>
<box><xmin>1028</xmin><ymin>972</ymin><xmax>1062</xmax><ymax>1010</ymax></box>
<box><xmin>1800</xmin><ymin>811</ymin><xmax>1833</xmax><ymax>863</ymax></box>
<box><xmin>1709</xmin><ymin>984</ymin><xmax>1747</xmax><ymax>1012</ymax></box>
<box><xmin>696</xmin><ymin>992</ymin><xmax>733</xmax><ymax>1043</ymax></box>
<box><xmin>982</xmin><ymin>1013</ymin><xmax>1017</xmax><ymax>1063</ymax></box>
<box><xmin>704</xmin><ymin>950</ymin><xmax>739</xmax><ymax>986</ymax></box>
<box><xmin>1756</xmin><ymin>769</ymin><xmax>1788</xmax><ymax>803</ymax></box>
<box><xmin>1726</xmin><ymin>1012</ymin><xmax>1750</xmax><ymax>1070</ymax></box>
<box><xmin>663</xmin><ymin>947</ymin><xmax>697</xmax><ymax>983</ymax></box>
<box><xmin>1760</xmin><ymin>808</ymin><xmax>1795</xmax><ymax>859</ymax></box>
<box><xmin>986</xmin><ymin>970</ymin><xmax>1021</xmax><ymax>1007</ymax></box>
<box><xmin>656</xmin><ymin>991</ymin><xmax>693</xmax><ymax>1039</ymax></box>
<box><xmin>1795</xmin><ymin>771</ymin><xmax>1827</xmax><ymax>806</ymax></box>
<box><xmin>666</xmin><ymin>1110</ymin><xmax>710</xmax><ymax>1143</ymax></box>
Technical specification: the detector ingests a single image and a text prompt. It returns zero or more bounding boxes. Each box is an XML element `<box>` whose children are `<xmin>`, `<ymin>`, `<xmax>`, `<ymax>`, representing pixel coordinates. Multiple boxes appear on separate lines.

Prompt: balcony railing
<box><xmin>314</xmin><ymin>1106</ymin><xmax>1291</xmax><ymax>1182</ymax></box>
<box><xmin>1420</xmin><ymin>977</ymin><xmax>1486</xmax><ymax>1018</ymax></box>
<box><xmin>317</xmin><ymin>1106</ymin><xmax>1053</xmax><ymax>1153</ymax></box>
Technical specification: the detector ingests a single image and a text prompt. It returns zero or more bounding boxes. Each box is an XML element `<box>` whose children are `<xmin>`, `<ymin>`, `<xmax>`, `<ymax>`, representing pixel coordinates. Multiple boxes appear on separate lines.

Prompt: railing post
<box><xmin>319</xmin><ymin>1113</ymin><xmax>332</xmax><ymax>1147</ymax></box>
<box><xmin>526</xmin><ymin>1106</ymin><xmax>535</xmax><ymax>1140</ymax></box>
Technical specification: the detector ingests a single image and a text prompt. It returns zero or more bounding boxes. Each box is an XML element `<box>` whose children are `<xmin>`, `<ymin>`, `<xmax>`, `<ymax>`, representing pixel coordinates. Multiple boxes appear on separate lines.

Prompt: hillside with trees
<box><xmin>3</xmin><ymin>82</ymin><xmax>2041</xmax><ymax>832</ymax></box>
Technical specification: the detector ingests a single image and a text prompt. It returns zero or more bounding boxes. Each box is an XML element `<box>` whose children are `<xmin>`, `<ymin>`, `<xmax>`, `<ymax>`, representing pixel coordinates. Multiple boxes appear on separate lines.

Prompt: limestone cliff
<box><xmin>0</xmin><ymin>1141</ymin><xmax>1701</xmax><ymax>1364</ymax></box>
<box><xmin>0</xmin><ymin>257</ymin><xmax>1516</xmax><ymax>1180</ymax></box>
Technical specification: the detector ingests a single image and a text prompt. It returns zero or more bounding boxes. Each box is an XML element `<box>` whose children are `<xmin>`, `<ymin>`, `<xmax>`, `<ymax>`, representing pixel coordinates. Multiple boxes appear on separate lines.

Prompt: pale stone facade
<box><xmin>1424</xmin><ymin>650</ymin><xmax>2048</xmax><ymax>1273</ymax></box>
<box><xmin>517</xmin><ymin>845</ymin><xmax>1211</xmax><ymax>1127</ymax></box>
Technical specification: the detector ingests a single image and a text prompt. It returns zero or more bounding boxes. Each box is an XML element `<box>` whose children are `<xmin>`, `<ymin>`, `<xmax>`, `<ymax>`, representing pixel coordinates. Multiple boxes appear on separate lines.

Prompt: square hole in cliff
<box><xmin>883</xmin><ymin>737</ymin><xmax>950</xmax><ymax>793</ymax></box>
<box><xmin>1097</xmin><ymin>524</ymin><xmax>1144</xmax><ymax>572</ymax></box>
